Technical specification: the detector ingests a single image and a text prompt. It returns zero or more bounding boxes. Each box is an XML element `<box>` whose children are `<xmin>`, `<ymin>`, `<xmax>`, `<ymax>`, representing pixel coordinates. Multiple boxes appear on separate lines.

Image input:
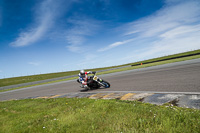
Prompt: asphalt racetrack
<box><xmin>0</xmin><ymin>59</ymin><xmax>200</xmax><ymax>101</ymax></box>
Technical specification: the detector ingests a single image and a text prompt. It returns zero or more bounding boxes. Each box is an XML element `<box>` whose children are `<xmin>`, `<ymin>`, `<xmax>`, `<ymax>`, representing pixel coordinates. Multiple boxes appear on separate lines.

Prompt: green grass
<box><xmin>0</xmin><ymin>98</ymin><xmax>200</xmax><ymax>133</ymax></box>
<box><xmin>129</xmin><ymin>49</ymin><xmax>200</xmax><ymax>66</ymax></box>
<box><xmin>0</xmin><ymin>49</ymin><xmax>200</xmax><ymax>88</ymax></box>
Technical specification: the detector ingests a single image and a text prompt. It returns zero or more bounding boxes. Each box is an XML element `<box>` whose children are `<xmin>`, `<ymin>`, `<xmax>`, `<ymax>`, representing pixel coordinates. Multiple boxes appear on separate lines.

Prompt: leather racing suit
<box><xmin>77</xmin><ymin>71</ymin><xmax>96</xmax><ymax>88</ymax></box>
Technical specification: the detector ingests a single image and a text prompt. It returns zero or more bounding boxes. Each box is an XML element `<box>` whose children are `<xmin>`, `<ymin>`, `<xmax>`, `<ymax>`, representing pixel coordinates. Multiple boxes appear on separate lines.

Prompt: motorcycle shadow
<box><xmin>80</xmin><ymin>87</ymin><xmax>107</xmax><ymax>92</ymax></box>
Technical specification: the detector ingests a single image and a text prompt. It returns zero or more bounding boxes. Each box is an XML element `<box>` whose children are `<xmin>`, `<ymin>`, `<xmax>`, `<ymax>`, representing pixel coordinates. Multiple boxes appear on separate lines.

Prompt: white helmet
<box><xmin>80</xmin><ymin>70</ymin><xmax>85</xmax><ymax>75</ymax></box>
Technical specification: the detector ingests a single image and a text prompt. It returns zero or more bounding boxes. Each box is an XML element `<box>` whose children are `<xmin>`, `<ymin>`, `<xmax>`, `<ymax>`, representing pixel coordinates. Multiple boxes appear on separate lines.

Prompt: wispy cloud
<box><xmin>120</xmin><ymin>35</ymin><xmax>200</xmax><ymax>63</ymax></box>
<box><xmin>66</xmin><ymin>18</ymin><xmax>101</xmax><ymax>52</ymax></box>
<box><xmin>98</xmin><ymin>38</ymin><xmax>134</xmax><ymax>52</ymax></box>
<box><xmin>28</xmin><ymin>62</ymin><xmax>40</xmax><ymax>66</ymax></box>
<box><xmin>10</xmin><ymin>0</ymin><xmax>64</xmax><ymax>47</ymax></box>
<box><xmin>124</xmin><ymin>0</ymin><xmax>200</xmax><ymax>37</ymax></box>
<box><xmin>100</xmin><ymin>0</ymin><xmax>200</xmax><ymax>56</ymax></box>
<box><xmin>160</xmin><ymin>24</ymin><xmax>200</xmax><ymax>39</ymax></box>
<box><xmin>76</xmin><ymin>53</ymin><xmax>98</xmax><ymax>69</ymax></box>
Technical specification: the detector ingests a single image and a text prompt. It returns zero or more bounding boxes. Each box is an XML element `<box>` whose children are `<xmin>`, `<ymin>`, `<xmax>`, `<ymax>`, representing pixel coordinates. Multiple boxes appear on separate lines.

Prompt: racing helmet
<box><xmin>80</xmin><ymin>70</ymin><xmax>85</xmax><ymax>76</ymax></box>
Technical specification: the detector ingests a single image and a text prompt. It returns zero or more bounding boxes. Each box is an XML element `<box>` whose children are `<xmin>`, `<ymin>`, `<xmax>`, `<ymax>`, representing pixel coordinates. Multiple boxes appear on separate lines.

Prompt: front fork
<box><xmin>96</xmin><ymin>78</ymin><xmax>105</xmax><ymax>86</ymax></box>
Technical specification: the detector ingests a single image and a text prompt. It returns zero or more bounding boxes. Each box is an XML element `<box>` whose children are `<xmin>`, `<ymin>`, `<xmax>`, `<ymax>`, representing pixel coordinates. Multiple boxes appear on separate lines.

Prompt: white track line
<box><xmin>80</xmin><ymin>91</ymin><xmax>200</xmax><ymax>95</ymax></box>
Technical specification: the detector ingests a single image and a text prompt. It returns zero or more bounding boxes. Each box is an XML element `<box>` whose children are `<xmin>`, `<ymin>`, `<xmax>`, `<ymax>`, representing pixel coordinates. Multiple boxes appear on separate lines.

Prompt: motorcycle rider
<box><xmin>77</xmin><ymin>70</ymin><xmax>96</xmax><ymax>89</ymax></box>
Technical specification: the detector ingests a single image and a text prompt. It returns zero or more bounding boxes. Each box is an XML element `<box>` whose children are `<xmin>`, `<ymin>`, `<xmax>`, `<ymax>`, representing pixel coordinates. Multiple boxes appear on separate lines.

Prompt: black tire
<box><xmin>101</xmin><ymin>80</ymin><xmax>110</xmax><ymax>88</ymax></box>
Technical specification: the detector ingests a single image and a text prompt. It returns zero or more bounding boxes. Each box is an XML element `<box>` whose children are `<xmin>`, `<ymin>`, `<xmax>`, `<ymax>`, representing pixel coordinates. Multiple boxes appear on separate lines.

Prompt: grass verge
<box><xmin>0</xmin><ymin>98</ymin><xmax>200</xmax><ymax>133</ymax></box>
<box><xmin>130</xmin><ymin>49</ymin><xmax>200</xmax><ymax>66</ymax></box>
<box><xmin>1</xmin><ymin>54</ymin><xmax>200</xmax><ymax>93</ymax></box>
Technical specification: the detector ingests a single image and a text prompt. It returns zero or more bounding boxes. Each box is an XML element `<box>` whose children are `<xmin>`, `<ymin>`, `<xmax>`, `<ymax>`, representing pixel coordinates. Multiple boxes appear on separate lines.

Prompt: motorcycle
<box><xmin>79</xmin><ymin>73</ymin><xmax>110</xmax><ymax>90</ymax></box>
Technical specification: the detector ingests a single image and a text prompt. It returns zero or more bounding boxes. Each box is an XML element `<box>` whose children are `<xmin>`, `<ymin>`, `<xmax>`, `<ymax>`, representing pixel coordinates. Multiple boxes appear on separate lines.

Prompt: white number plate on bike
<box><xmin>93</xmin><ymin>76</ymin><xmax>98</xmax><ymax>81</ymax></box>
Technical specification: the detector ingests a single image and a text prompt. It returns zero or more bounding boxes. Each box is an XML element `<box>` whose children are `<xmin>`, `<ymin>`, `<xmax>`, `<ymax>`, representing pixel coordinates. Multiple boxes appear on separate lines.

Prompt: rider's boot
<box><xmin>84</xmin><ymin>85</ymin><xmax>89</xmax><ymax>90</ymax></box>
<box><xmin>80</xmin><ymin>84</ymin><xmax>84</xmax><ymax>88</ymax></box>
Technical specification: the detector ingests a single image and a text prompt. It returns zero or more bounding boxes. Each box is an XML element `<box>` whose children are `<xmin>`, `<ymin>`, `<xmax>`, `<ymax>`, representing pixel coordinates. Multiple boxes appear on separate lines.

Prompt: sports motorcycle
<box><xmin>79</xmin><ymin>73</ymin><xmax>110</xmax><ymax>90</ymax></box>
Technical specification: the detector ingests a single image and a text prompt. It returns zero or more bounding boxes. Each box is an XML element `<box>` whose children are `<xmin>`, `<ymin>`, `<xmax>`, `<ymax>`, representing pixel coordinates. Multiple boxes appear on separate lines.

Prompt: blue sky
<box><xmin>0</xmin><ymin>0</ymin><xmax>200</xmax><ymax>79</ymax></box>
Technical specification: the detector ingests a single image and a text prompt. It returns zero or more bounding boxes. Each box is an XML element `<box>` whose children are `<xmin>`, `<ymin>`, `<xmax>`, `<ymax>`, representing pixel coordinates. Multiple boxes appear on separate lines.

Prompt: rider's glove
<box><xmin>92</xmin><ymin>71</ymin><xmax>96</xmax><ymax>74</ymax></box>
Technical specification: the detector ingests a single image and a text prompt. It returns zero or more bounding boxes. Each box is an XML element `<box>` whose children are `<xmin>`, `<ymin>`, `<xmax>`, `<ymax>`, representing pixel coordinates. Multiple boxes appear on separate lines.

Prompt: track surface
<box><xmin>0</xmin><ymin>59</ymin><xmax>200</xmax><ymax>101</ymax></box>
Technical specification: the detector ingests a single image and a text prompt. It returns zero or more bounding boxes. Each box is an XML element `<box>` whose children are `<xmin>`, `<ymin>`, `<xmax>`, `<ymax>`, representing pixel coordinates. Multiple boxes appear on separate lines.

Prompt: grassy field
<box><xmin>0</xmin><ymin>49</ymin><xmax>200</xmax><ymax>88</ymax></box>
<box><xmin>0</xmin><ymin>98</ymin><xmax>200</xmax><ymax>133</ymax></box>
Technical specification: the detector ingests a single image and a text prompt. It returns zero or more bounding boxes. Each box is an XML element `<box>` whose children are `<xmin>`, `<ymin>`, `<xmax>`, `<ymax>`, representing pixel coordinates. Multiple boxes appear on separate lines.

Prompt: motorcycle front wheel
<box><xmin>101</xmin><ymin>80</ymin><xmax>110</xmax><ymax>88</ymax></box>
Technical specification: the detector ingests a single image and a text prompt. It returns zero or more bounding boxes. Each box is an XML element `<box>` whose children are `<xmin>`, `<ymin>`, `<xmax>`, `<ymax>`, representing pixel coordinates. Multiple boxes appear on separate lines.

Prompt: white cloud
<box><xmin>124</xmin><ymin>1</ymin><xmax>200</xmax><ymax>37</ymax></box>
<box><xmin>121</xmin><ymin>34</ymin><xmax>200</xmax><ymax>63</ymax></box>
<box><xmin>98</xmin><ymin>38</ymin><xmax>134</xmax><ymax>52</ymax></box>
<box><xmin>66</xmin><ymin>44</ymin><xmax>82</xmax><ymax>52</ymax></box>
<box><xmin>66</xmin><ymin>18</ymin><xmax>101</xmax><ymax>52</ymax></box>
<box><xmin>66</xmin><ymin>35</ymin><xmax>86</xmax><ymax>52</ymax></box>
<box><xmin>100</xmin><ymin>0</ymin><xmax>200</xmax><ymax>56</ymax></box>
<box><xmin>28</xmin><ymin>62</ymin><xmax>40</xmax><ymax>66</ymax></box>
<box><xmin>10</xmin><ymin>0</ymin><xmax>64</xmax><ymax>47</ymax></box>
<box><xmin>160</xmin><ymin>24</ymin><xmax>200</xmax><ymax>39</ymax></box>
